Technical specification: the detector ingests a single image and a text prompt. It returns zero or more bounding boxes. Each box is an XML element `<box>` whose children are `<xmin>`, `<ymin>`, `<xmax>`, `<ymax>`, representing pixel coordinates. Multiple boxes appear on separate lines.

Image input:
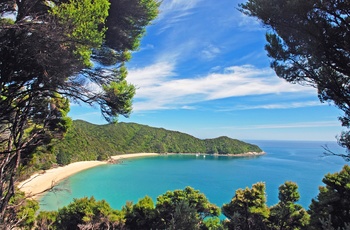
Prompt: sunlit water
<box><xmin>40</xmin><ymin>140</ymin><xmax>347</xmax><ymax>211</ymax></box>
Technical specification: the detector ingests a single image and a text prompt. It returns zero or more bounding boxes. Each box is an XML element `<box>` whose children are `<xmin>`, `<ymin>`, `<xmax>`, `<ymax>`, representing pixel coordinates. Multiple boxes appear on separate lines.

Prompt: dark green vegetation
<box><xmin>0</xmin><ymin>0</ymin><xmax>159</xmax><ymax>224</ymax></box>
<box><xmin>52</xmin><ymin>120</ymin><xmax>263</xmax><ymax>164</ymax></box>
<box><xmin>6</xmin><ymin>165</ymin><xmax>350</xmax><ymax>229</ymax></box>
<box><xmin>239</xmin><ymin>0</ymin><xmax>350</xmax><ymax>160</ymax></box>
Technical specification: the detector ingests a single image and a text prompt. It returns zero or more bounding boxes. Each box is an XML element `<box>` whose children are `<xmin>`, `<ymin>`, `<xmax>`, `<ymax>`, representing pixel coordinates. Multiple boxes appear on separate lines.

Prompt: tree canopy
<box><xmin>308</xmin><ymin>165</ymin><xmax>350</xmax><ymax>230</ymax></box>
<box><xmin>269</xmin><ymin>182</ymin><xmax>309</xmax><ymax>230</ymax></box>
<box><xmin>239</xmin><ymin>0</ymin><xmax>350</xmax><ymax>160</ymax></box>
<box><xmin>222</xmin><ymin>182</ymin><xmax>270</xmax><ymax>230</ymax></box>
<box><xmin>0</xmin><ymin>0</ymin><xmax>159</xmax><ymax>223</ymax></box>
<box><xmin>115</xmin><ymin>186</ymin><xmax>221</xmax><ymax>230</ymax></box>
<box><xmin>56</xmin><ymin>197</ymin><xmax>124</xmax><ymax>230</ymax></box>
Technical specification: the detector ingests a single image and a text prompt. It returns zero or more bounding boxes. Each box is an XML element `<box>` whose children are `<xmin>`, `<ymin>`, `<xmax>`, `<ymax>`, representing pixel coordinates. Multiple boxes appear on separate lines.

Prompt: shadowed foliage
<box><xmin>0</xmin><ymin>0</ymin><xmax>159</xmax><ymax>225</ymax></box>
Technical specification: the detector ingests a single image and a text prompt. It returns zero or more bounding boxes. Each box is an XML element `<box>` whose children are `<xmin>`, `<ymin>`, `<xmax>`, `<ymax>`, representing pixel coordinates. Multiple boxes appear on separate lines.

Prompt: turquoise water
<box><xmin>40</xmin><ymin>140</ymin><xmax>347</xmax><ymax>211</ymax></box>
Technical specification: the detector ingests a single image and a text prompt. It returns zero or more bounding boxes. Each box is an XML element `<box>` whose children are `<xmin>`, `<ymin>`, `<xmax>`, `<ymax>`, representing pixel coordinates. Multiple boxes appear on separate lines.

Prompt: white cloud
<box><xmin>156</xmin><ymin>0</ymin><xmax>202</xmax><ymax>33</ymax></box>
<box><xmin>237</xmin><ymin>13</ymin><xmax>265</xmax><ymax>32</ymax></box>
<box><xmin>139</xmin><ymin>44</ymin><xmax>155</xmax><ymax>52</ymax></box>
<box><xmin>159</xmin><ymin>0</ymin><xmax>201</xmax><ymax>16</ymax></box>
<box><xmin>155</xmin><ymin>39</ymin><xmax>199</xmax><ymax>64</ymax></box>
<box><xmin>225</xmin><ymin>121</ymin><xmax>341</xmax><ymax>130</ymax></box>
<box><xmin>220</xmin><ymin>101</ymin><xmax>324</xmax><ymax>111</ymax></box>
<box><xmin>128</xmin><ymin>62</ymin><xmax>176</xmax><ymax>88</ymax></box>
<box><xmin>181</xmin><ymin>105</ymin><xmax>197</xmax><ymax>110</ymax></box>
<box><xmin>201</xmin><ymin>44</ymin><xmax>221</xmax><ymax>60</ymax></box>
<box><xmin>127</xmin><ymin>63</ymin><xmax>316</xmax><ymax>111</ymax></box>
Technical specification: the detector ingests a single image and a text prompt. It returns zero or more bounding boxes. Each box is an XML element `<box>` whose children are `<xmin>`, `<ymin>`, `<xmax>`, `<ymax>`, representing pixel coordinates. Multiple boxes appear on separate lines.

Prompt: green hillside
<box><xmin>54</xmin><ymin>120</ymin><xmax>263</xmax><ymax>163</ymax></box>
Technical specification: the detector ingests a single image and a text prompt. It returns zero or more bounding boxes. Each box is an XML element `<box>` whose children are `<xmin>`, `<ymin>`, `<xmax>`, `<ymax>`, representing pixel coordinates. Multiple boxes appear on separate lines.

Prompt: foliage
<box><xmin>162</xmin><ymin>199</ymin><xmax>200</xmax><ymax>230</ymax></box>
<box><xmin>2</xmin><ymin>191</ymin><xmax>40</xmax><ymax>229</ymax></box>
<box><xmin>269</xmin><ymin>182</ymin><xmax>309</xmax><ymax>230</ymax></box>
<box><xmin>52</xmin><ymin>120</ymin><xmax>263</xmax><ymax>163</ymax></box>
<box><xmin>155</xmin><ymin>186</ymin><xmax>221</xmax><ymax>229</ymax></box>
<box><xmin>205</xmin><ymin>136</ymin><xmax>261</xmax><ymax>154</ymax></box>
<box><xmin>123</xmin><ymin>187</ymin><xmax>220</xmax><ymax>230</ymax></box>
<box><xmin>51</xmin><ymin>0</ymin><xmax>110</xmax><ymax>67</ymax></box>
<box><xmin>56</xmin><ymin>197</ymin><xmax>124</xmax><ymax>230</ymax></box>
<box><xmin>0</xmin><ymin>91</ymin><xmax>71</xmax><ymax>219</ymax></box>
<box><xmin>308</xmin><ymin>165</ymin><xmax>350</xmax><ymax>230</ymax></box>
<box><xmin>239</xmin><ymin>0</ymin><xmax>350</xmax><ymax>160</ymax></box>
<box><xmin>202</xmin><ymin>217</ymin><xmax>225</xmax><ymax>230</ymax></box>
<box><xmin>222</xmin><ymin>182</ymin><xmax>270</xmax><ymax>230</ymax></box>
<box><xmin>222</xmin><ymin>181</ymin><xmax>310</xmax><ymax>230</ymax></box>
<box><xmin>104</xmin><ymin>0</ymin><xmax>159</xmax><ymax>52</ymax></box>
<box><xmin>0</xmin><ymin>0</ymin><xmax>159</xmax><ymax>222</ymax></box>
<box><xmin>35</xmin><ymin>187</ymin><xmax>220</xmax><ymax>230</ymax></box>
<box><xmin>36</xmin><ymin>211</ymin><xmax>58</xmax><ymax>230</ymax></box>
<box><xmin>124</xmin><ymin>196</ymin><xmax>155</xmax><ymax>229</ymax></box>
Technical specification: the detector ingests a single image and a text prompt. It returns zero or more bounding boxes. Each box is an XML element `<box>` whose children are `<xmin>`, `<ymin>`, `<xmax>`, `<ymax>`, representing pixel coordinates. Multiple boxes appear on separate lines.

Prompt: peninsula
<box><xmin>52</xmin><ymin>120</ymin><xmax>264</xmax><ymax>164</ymax></box>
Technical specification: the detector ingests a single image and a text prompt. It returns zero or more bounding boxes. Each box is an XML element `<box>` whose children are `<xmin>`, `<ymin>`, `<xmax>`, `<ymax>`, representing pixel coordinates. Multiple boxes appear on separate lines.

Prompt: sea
<box><xmin>39</xmin><ymin>140</ymin><xmax>348</xmax><ymax>211</ymax></box>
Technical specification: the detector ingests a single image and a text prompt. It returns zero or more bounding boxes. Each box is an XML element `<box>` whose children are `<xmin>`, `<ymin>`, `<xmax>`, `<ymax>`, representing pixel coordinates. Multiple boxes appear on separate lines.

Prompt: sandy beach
<box><xmin>18</xmin><ymin>153</ymin><xmax>159</xmax><ymax>199</ymax></box>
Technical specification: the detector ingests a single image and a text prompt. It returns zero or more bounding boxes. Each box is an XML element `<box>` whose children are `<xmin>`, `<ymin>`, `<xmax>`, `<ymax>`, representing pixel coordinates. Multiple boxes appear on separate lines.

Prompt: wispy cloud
<box><xmin>181</xmin><ymin>105</ymin><xmax>197</xmax><ymax>110</ymax></box>
<box><xmin>238</xmin><ymin>15</ymin><xmax>262</xmax><ymax>30</ymax></box>
<box><xmin>154</xmin><ymin>39</ymin><xmax>199</xmax><ymax>64</ymax></box>
<box><xmin>201</xmin><ymin>44</ymin><xmax>221</xmax><ymax>60</ymax></box>
<box><xmin>128</xmin><ymin>62</ymin><xmax>176</xmax><ymax>88</ymax></box>
<box><xmin>156</xmin><ymin>0</ymin><xmax>202</xmax><ymax>33</ymax></box>
<box><xmin>219</xmin><ymin>101</ymin><xmax>324</xmax><ymax>111</ymax></box>
<box><xmin>159</xmin><ymin>0</ymin><xmax>202</xmax><ymax>17</ymax></box>
<box><xmin>221</xmin><ymin>121</ymin><xmax>341</xmax><ymax>130</ymax></box>
<box><xmin>139</xmin><ymin>44</ymin><xmax>155</xmax><ymax>52</ymax></box>
<box><xmin>127</xmin><ymin>64</ymin><xmax>316</xmax><ymax>111</ymax></box>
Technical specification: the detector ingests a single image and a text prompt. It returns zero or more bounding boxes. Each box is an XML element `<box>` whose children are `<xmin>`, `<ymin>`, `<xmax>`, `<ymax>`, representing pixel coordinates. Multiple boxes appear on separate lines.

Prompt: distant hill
<box><xmin>54</xmin><ymin>120</ymin><xmax>263</xmax><ymax>164</ymax></box>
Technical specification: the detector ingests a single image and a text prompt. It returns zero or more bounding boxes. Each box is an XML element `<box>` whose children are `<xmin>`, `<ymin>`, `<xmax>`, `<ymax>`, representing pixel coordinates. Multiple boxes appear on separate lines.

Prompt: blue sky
<box><xmin>69</xmin><ymin>0</ymin><xmax>344</xmax><ymax>141</ymax></box>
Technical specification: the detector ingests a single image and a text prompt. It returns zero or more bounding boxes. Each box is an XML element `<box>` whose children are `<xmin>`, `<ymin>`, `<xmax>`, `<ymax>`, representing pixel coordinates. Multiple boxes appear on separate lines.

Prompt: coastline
<box><xmin>18</xmin><ymin>151</ymin><xmax>265</xmax><ymax>199</ymax></box>
<box><xmin>219</xmin><ymin>151</ymin><xmax>266</xmax><ymax>157</ymax></box>
<box><xmin>18</xmin><ymin>153</ymin><xmax>159</xmax><ymax>199</ymax></box>
<box><xmin>167</xmin><ymin>151</ymin><xmax>266</xmax><ymax>157</ymax></box>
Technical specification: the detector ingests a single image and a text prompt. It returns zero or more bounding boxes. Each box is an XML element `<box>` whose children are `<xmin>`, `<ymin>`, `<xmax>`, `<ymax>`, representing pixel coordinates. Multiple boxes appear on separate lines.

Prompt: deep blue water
<box><xmin>40</xmin><ymin>140</ymin><xmax>347</xmax><ymax>211</ymax></box>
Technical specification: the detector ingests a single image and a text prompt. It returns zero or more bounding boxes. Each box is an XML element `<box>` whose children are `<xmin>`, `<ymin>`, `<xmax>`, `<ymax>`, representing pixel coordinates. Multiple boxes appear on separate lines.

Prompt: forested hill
<box><xmin>54</xmin><ymin>120</ymin><xmax>263</xmax><ymax>163</ymax></box>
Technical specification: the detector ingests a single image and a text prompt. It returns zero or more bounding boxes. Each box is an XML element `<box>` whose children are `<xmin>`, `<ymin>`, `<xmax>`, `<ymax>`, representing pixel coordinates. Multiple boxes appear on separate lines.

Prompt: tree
<box><xmin>0</xmin><ymin>0</ymin><xmax>159</xmax><ymax>225</ymax></box>
<box><xmin>239</xmin><ymin>0</ymin><xmax>350</xmax><ymax>160</ymax></box>
<box><xmin>56</xmin><ymin>197</ymin><xmax>124</xmax><ymax>230</ymax></box>
<box><xmin>123</xmin><ymin>187</ymin><xmax>221</xmax><ymax>230</ymax></box>
<box><xmin>269</xmin><ymin>182</ymin><xmax>309</xmax><ymax>230</ymax></box>
<box><xmin>155</xmin><ymin>186</ymin><xmax>221</xmax><ymax>229</ymax></box>
<box><xmin>202</xmin><ymin>217</ymin><xmax>225</xmax><ymax>230</ymax></box>
<box><xmin>36</xmin><ymin>211</ymin><xmax>58</xmax><ymax>230</ymax></box>
<box><xmin>222</xmin><ymin>182</ymin><xmax>269</xmax><ymax>230</ymax></box>
<box><xmin>1</xmin><ymin>191</ymin><xmax>40</xmax><ymax>230</ymax></box>
<box><xmin>124</xmin><ymin>196</ymin><xmax>156</xmax><ymax>230</ymax></box>
<box><xmin>308</xmin><ymin>165</ymin><xmax>350</xmax><ymax>230</ymax></box>
<box><xmin>166</xmin><ymin>199</ymin><xmax>200</xmax><ymax>230</ymax></box>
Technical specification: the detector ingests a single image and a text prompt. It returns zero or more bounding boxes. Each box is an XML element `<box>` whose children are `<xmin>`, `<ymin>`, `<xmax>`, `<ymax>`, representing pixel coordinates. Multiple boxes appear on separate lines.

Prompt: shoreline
<box><xmin>18</xmin><ymin>153</ymin><xmax>159</xmax><ymax>199</ymax></box>
<box><xmin>166</xmin><ymin>151</ymin><xmax>266</xmax><ymax>157</ymax></box>
<box><xmin>218</xmin><ymin>151</ymin><xmax>266</xmax><ymax>157</ymax></box>
<box><xmin>18</xmin><ymin>151</ymin><xmax>265</xmax><ymax>199</ymax></box>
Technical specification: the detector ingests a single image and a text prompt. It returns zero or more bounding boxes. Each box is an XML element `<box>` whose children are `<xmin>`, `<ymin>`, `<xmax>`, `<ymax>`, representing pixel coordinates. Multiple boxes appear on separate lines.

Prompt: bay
<box><xmin>40</xmin><ymin>140</ymin><xmax>347</xmax><ymax>211</ymax></box>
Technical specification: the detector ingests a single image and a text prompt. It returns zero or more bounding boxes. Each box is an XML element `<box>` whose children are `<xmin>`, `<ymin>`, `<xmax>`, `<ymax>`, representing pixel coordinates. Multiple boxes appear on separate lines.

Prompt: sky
<box><xmin>69</xmin><ymin>0</ymin><xmax>344</xmax><ymax>141</ymax></box>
